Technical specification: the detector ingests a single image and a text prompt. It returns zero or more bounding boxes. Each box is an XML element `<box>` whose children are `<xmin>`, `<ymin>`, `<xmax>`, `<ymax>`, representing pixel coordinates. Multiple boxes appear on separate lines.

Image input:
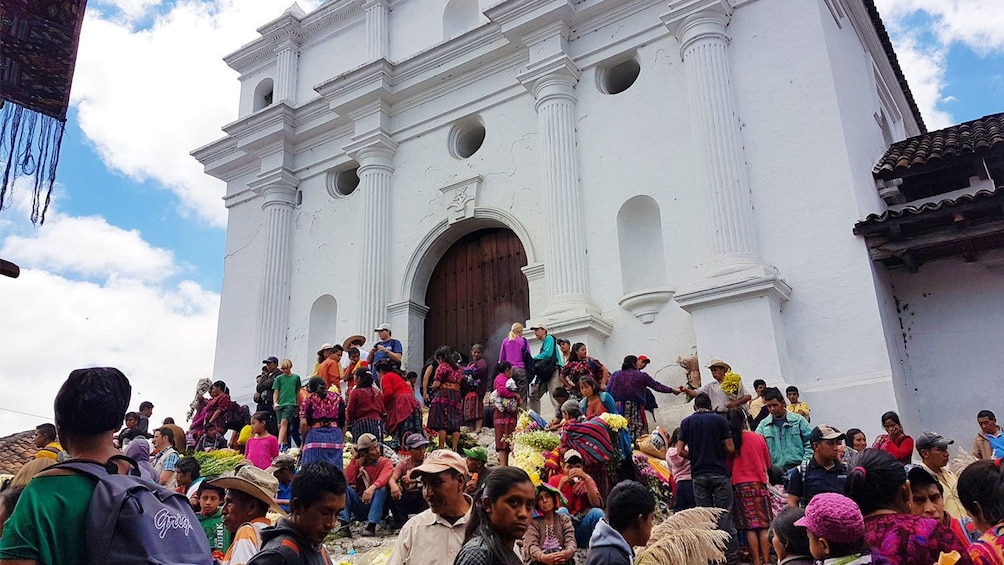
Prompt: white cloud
<box><xmin>875</xmin><ymin>0</ymin><xmax>1004</xmax><ymax>55</ymax></box>
<box><xmin>0</xmin><ymin>195</ymin><xmax>219</xmax><ymax>436</ymax></box>
<box><xmin>71</xmin><ymin>1</ymin><xmax>320</xmax><ymax>227</ymax></box>
<box><xmin>1</xmin><ymin>214</ymin><xmax>176</xmax><ymax>282</ymax></box>
<box><xmin>886</xmin><ymin>33</ymin><xmax>954</xmax><ymax>129</ymax></box>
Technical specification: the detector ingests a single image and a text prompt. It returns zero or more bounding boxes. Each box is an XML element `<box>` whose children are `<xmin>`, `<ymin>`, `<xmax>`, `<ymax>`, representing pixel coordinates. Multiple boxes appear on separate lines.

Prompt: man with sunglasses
<box><xmin>786</xmin><ymin>425</ymin><xmax>848</xmax><ymax>508</ymax></box>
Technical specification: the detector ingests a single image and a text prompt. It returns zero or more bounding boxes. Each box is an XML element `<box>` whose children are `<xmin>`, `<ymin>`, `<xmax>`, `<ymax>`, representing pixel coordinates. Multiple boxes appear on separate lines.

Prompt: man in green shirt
<box><xmin>0</xmin><ymin>367</ymin><xmax>133</xmax><ymax>565</ymax></box>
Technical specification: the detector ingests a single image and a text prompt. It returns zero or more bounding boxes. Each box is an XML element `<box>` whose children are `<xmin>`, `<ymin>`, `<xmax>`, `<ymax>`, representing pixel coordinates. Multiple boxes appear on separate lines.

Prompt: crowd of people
<box><xmin>2</xmin><ymin>320</ymin><xmax>1004</xmax><ymax>565</ymax></box>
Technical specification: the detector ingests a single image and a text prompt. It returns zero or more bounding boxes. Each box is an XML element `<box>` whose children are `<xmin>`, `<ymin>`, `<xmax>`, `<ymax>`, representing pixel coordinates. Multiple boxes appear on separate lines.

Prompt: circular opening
<box><xmin>598</xmin><ymin>58</ymin><xmax>640</xmax><ymax>95</ymax></box>
<box><xmin>450</xmin><ymin>119</ymin><xmax>486</xmax><ymax>159</ymax></box>
<box><xmin>334</xmin><ymin>167</ymin><xmax>360</xmax><ymax>196</ymax></box>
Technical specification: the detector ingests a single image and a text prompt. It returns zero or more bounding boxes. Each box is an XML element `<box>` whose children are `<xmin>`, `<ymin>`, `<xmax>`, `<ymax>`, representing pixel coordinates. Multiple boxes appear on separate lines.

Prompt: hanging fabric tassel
<box><xmin>0</xmin><ymin>0</ymin><xmax>88</xmax><ymax>225</ymax></box>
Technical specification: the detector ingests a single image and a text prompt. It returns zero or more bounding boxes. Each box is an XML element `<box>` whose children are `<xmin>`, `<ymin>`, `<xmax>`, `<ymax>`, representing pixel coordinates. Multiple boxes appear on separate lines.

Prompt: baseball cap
<box><xmin>529</xmin><ymin>324</ymin><xmax>548</xmax><ymax>331</ymax></box>
<box><xmin>563</xmin><ymin>449</ymin><xmax>583</xmax><ymax>463</ymax></box>
<box><xmin>794</xmin><ymin>493</ymin><xmax>865</xmax><ymax>544</ymax></box>
<box><xmin>809</xmin><ymin>424</ymin><xmax>846</xmax><ymax>444</ymax></box>
<box><xmin>916</xmin><ymin>431</ymin><xmax>954</xmax><ymax>451</ymax></box>
<box><xmin>354</xmin><ymin>433</ymin><xmax>379</xmax><ymax>450</ymax></box>
<box><xmin>405</xmin><ymin>434</ymin><xmax>430</xmax><ymax>449</ymax></box>
<box><xmin>409</xmin><ymin>450</ymin><xmax>468</xmax><ymax>480</ymax></box>
<box><xmin>463</xmin><ymin>446</ymin><xmax>488</xmax><ymax>462</ymax></box>
<box><xmin>374</xmin><ymin>323</ymin><xmax>391</xmax><ymax>332</ymax></box>
<box><xmin>262</xmin><ymin>356</ymin><xmax>279</xmax><ymax>364</ymax></box>
<box><xmin>638</xmin><ymin>355</ymin><xmax>650</xmax><ymax>364</ymax></box>
<box><xmin>556</xmin><ymin>338</ymin><xmax>570</xmax><ymax>345</ymax></box>
<box><xmin>266</xmin><ymin>454</ymin><xmax>297</xmax><ymax>472</ymax></box>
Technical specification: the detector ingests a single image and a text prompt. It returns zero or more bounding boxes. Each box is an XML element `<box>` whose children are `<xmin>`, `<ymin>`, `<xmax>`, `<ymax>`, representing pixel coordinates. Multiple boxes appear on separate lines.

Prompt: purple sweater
<box><xmin>607</xmin><ymin>369</ymin><xmax>675</xmax><ymax>407</ymax></box>
<box><xmin>498</xmin><ymin>337</ymin><xmax>527</xmax><ymax>369</ymax></box>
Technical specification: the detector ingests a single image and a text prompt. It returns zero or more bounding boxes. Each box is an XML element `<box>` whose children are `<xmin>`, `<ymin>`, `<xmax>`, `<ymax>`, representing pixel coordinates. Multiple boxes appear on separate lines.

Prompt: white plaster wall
<box><xmin>887</xmin><ymin>251</ymin><xmax>1004</xmax><ymax>451</ymax></box>
<box><xmin>296</xmin><ymin>23</ymin><xmax>368</xmax><ymax>105</ymax></box>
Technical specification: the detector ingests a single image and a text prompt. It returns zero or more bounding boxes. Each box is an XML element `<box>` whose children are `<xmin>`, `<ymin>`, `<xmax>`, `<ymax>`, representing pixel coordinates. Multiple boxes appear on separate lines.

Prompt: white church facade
<box><xmin>195</xmin><ymin>0</ymin><xmax>999</xmax><ymax>443</ymax></box>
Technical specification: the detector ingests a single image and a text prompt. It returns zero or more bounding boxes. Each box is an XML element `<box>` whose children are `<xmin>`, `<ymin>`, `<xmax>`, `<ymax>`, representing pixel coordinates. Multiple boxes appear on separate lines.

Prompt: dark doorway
<box><xmin>423</xmin><ymin>228</ymin><xmax>530</xmax><ymax>365</ymax></box>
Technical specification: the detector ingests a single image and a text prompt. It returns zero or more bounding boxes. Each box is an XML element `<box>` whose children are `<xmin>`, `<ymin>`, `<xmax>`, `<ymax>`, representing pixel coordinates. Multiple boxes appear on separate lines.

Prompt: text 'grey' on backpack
<box><xmin>39</xmin><ymin>457</ymin><xmax>212</xmax><ymax>565</ymax></box>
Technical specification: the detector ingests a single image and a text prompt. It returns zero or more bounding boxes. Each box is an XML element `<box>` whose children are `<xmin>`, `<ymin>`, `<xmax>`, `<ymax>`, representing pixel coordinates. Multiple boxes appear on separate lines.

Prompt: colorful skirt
<box><xmin>392</xmin><ymin>407</ymin><xmax>424</xmax><ymax>446</ymax></box>
<box><xmin>618</xmin><ymin>400</ymin><xmax>648</xmax><ymax>443</ymax></box>
<box><xmin>733</xmin><ymin>481</ymin><xmax>773</xmax><ymax>530</ymax></box>
<box><xmin>428</xmin><ymin>388</ymin><xmax>463</xmax><ymax>433</ymax></box>
<box><xmin>301</xmin><ymin>426</ymin><xmax>344</xmax><ymax>470</ymax></box>
<box><xmin>462</xmin><ymin>392</ymin><xmax>481</xmax><ymax>424</ymax></box>
<box><xmin>494</xmin><ymin>411</ymin><xmax>517</xmax><ymax>451</ymax></box>
<box><xmin>350</xmin><ymin>418</ymin><xmax>384</xmax><ymax>444</ymax></box>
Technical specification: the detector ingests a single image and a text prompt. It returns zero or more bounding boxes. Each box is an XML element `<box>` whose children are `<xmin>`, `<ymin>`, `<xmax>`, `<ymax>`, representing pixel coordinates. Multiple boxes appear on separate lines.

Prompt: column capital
<box><xmin>662</xmin><ymin>0</ymin><xmax>732</xmax><ymax>53</ymax></box>
<box><xmin>249</xmin><ymin>168</ymin><xmax>299</xmax><ymax>207</ymax></box>
<box><xmin>517</xmin><ymin>54</ymin><xmax>581</xmax><ymax>108</ymax></box>
<box><xmin>345</xmin><ymin>131</ymin><xmax>397</xmax><ymax>173</ymax></box>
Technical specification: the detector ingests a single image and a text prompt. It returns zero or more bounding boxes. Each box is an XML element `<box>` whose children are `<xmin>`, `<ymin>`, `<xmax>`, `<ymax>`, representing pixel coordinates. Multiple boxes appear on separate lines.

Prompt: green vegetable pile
<box><xmin>511</xmin><ymin>430</ymin><xmax>561</xmax><ymax>452</ymax></box>
<box><xmin>193</xmin><ymin>449</ymin><xmax>247</xmax><ymax>478</ymax></box>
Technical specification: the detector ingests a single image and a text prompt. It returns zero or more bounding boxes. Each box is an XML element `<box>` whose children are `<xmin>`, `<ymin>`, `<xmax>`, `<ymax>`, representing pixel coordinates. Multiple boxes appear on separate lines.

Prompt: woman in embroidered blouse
<box><xmin>871</xmin><ymin>411</ymin><xmax>914</xmax><ymax>466</ymax></box>
<box><xmin>577</xmin><ymin>376</ymin><xmax>617</xmax><ymax>419</ymax></box>
<box><xmin>845</xmin><ymin>448</ymin><xmax>971</xmax><ymax>565</ymax></box>
<box><xmin>559</xmin><ymin>343</ymin><xmax>609</xmax><ymax>395</ymax></box>
<box><xmin>428</xmin><ymin>346</ymin><xmax>464</xmax><ymax>452</ymax></box>
<box><xmin>607</xmin><ymin>355</ymin><xmax>679</xmax><ymax>442</ymax></box>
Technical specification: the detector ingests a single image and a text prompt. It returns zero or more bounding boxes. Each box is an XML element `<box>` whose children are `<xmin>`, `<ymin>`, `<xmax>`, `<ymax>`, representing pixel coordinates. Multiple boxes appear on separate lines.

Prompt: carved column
<box><xmin>669</xmin><ymin>3</ymin><xmax>763</xmax><ymax>277</ymax></box>
<box><xmin>520</xmin><ymin>58</ymin><xmax>593</xmax><ymax>314</ymax></box>
<box><xmin>366</xmin><ymin>2</ymin><xmax>389</xmax><ymax>60</ymax></box>
<box><xmin>351</xmin><ymin>136</ymin><xmax>397</xmax><ymax>334</ymax></box>
<box><xmin>274</xmin><ymin>39</ymin><xmax>299</xmax><ymax>103</ymax></box>
<box><xmin>253</xmin><ymin>172</ymin><xmax>298</xmax><ymax>358</ymax></box>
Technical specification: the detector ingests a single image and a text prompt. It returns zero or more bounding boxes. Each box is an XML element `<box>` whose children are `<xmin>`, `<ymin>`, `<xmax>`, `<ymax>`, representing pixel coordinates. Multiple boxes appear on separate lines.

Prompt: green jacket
<box><xmin>755</xmin><ymin>411</ymin><xmax>812</xmax><ymax>469</ymax></box>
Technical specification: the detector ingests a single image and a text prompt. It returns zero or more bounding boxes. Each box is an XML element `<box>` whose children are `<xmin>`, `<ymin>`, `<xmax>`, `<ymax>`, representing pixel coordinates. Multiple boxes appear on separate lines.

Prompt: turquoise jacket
<box><xmin>755</xmin><ymin>411</ymin><xmax>812</xmax><ymax>469</ymax></box>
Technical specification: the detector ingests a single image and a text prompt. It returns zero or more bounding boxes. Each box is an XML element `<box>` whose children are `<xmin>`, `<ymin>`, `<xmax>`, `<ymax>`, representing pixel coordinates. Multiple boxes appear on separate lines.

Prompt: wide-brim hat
<box><xmin>316</xmin><ymin>343</ymin><xmax>336</xmax><ymax>355</ymax></box>
<box><xmin>209</xmin><ymin>465</ymin><xmax>287</xmax><ymax>516</ymax></box>
<box><xmin>706</xmin><ymin>359</ymin><xmax>731</xmax><ymax>371</ymax></box>
<box><xmin>342</xmin><ymin>335</ymin><xmax>366</xmax><ymax>351</ymax></box>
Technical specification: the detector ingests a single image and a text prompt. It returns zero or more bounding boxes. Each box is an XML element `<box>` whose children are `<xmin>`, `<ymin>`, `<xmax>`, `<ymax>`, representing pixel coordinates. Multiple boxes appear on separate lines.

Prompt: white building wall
<box><xmin>887</xmin><ymin>251</ymin><xmax>1004</xmax><ymax>451</ymax></box>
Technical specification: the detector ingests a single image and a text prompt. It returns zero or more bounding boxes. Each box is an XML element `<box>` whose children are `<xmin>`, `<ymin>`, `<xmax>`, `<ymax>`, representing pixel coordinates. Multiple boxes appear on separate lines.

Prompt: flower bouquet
<box><xmin>720</xmin><ymin>371</ymin><xmax>742</xmax><ymax>396</ymax></box>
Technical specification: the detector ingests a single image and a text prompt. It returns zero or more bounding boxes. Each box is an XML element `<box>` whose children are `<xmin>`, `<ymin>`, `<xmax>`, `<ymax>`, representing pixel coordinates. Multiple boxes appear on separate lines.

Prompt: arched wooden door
<box><xmin>424</xmin><ymin>228</ymin><xmax>530</xmax><ymax>364</ymax></box>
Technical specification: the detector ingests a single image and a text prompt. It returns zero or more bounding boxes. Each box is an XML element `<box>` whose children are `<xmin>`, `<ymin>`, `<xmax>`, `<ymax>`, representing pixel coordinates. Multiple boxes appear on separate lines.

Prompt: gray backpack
<box><xmin>40</xmin><ymin>458</ymin><xmax>212</xmax><ymax>564</ymax></box>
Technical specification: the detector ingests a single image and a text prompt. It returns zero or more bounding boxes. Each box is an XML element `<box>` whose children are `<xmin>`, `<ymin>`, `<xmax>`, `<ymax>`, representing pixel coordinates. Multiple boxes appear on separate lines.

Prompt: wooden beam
<box><xmin>867</xmin><ymin>220</ymin><xmax>1004</xmax><ymax>260</ymax></box>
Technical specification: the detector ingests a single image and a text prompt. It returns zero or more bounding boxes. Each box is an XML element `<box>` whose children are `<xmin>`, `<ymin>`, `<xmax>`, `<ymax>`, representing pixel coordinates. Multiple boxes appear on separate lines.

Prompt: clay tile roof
<box><xmin>864</xmin><ymin>0</ymin><xmax>926</xmax><ymax>134</ymax></box>
<box><xmin>0</xmin><ymin>430</ymin><xmax>39</xmax><ymax>476</ymax></box>
<box><xmin>855</xmin><ymin>188</ymin><xmax>1002</xmax><ymax>229</ymax></box>
<box><xmin>873</xmin><ymin>113</ymin><xmax>1004</xmax><ymax>180</ymax></box>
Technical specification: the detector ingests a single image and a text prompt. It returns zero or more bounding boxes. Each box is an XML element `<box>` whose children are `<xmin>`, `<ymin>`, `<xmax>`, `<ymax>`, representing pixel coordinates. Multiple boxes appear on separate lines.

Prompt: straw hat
<box><xmin>706</xmin><ymin>359</ymin><xmax>731</xmax><ymax>371</ymax></box>
<box><xmin>342</xmin><ymin>335</ymin><xmax>366</xmax><ymax>351</ymax></box>
<box><xmin>316</xmin><ymin>343</ymin><xmax>336</xmax><ymax>355</ymax></box>
<box><xmin>209</xmin><ymin>465</ymin><xmax>286</xmax><ymax>516</ymax></box>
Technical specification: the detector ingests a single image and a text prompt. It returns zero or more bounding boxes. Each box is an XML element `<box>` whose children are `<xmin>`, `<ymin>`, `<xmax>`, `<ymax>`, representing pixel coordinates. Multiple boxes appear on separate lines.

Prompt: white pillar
<box><xmin>674</xmin><ymin>6</ymin><xmax>762</xmax><ymax>277</ymax></box>
<box><xmin>256</xmin><ymin>180</ymin><xmax>298</xmax><ymax>358</ymax></box>
<box><xmin>354</xmin><ymin>140</ymin><xmax>397</xmax><ymax>334</ymax></box>
<box><xmin>274</xmin><ymin>40</ymin><xmax>299</xmax><ymax>103</ymax></box>
<box><xmin>521</xmin><ymin>60</ymin><xmax>593</xmax><ymax>314</ymax></box>
<box><xmin>366</xmin><ymin>2</ymin><xmax>389</xmax><ymax>61</ymax></box>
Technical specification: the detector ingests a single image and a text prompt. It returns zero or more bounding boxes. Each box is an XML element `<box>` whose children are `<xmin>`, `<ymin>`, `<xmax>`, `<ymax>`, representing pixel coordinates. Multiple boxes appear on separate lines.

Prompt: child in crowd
<box><xmin>523</xmin><ymin>483</ymin><xmax>576</xmax><ymax>565</ymax></box>
<box><xmin>959</xmin><ymin>459</ymin><xmax>1004</xmax><ymax>564</ymax></box>
<box><xmin>667</xmin><ymin>427</ymin><xmax>694</xmax><ymax>512</ymax></box>
<box><xmin>492</xmin><ymin>361</ymin><xmax>520</xmax><ymax>466</ymax></box>
<box><xmin>195</xmin><ymin>421</ymin><xmax>228</xmax><ymax>452</ymax></box>
<box><xmin>586</xmin><ymin>480</ymin><xmax>655</xmax><ymax>565</ymax></box>
<box><xmin>244</xmin><ymin>411</ymin><xmax>280</xmax><ymax>469</ymax></box>
<box><xmin>770</xmin><ymin>507</ymin><xmax>814</xmax><ymax>565</ymax></box>
<box><xmin>794</xmin><ymin>493</ymin><xmax>875</xmax><ymax>564</ymax></box>
<box><xmin>197</xmin><ymin>482</ymin><xmax>231</xmax><ymax>560</ymax></box>
<box><xmin>272</xmin><ymin>358</ymin><xmax>301</xmax><ymax>451</ymax></box>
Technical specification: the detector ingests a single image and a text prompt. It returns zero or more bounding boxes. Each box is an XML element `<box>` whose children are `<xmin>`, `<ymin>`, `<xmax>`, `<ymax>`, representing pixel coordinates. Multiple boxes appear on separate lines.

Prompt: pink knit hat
<box><xmin>794</xmin><ymin>493</ymin><xmax>865</xmax><ymax>544</ymax></box>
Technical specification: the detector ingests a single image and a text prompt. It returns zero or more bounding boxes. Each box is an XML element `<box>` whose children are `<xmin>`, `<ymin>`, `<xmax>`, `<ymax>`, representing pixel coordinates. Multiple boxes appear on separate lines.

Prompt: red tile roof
<box><xmin>874</xmin><ymin>113</ymin><xmax>1004</xmax><ymax>180</ymax></box>
<box><xmin>0</xmin><ymin>430</ymin><xmax>38</xmax><ymax>476</ymax></box>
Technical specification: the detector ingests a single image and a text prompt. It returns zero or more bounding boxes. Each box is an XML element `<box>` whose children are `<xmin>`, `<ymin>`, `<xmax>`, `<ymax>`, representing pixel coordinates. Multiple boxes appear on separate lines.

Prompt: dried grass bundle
<box><xmin>636</xmin><ymin>507</ymin><xmax>731</xmax><ymax>565</ymax></box>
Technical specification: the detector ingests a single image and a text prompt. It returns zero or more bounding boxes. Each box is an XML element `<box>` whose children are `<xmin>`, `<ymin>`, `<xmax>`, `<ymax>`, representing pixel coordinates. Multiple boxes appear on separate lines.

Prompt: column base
<box><xmin>675</xmin><ymin>268</ymin><xmax>792</xmax><ymax>384</ymax></box>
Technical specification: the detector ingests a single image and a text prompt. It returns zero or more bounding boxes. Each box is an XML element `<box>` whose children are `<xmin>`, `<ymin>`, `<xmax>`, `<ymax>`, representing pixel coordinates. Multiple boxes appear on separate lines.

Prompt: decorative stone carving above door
<box><xmin>440</xmin><ymin>176</ymin><xmax>482</xmax><ymax>224</ymax></box>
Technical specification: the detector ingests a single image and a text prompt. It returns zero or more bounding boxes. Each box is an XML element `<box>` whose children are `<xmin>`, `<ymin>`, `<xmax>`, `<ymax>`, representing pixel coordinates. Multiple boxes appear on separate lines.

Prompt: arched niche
<box><xmin>253</xmin><ymin>78</ymin><xmax>274</xmax><ymax>112</ymax></box>
<box><xmin>308</xmin><ymin>295</ymin><xmax>337</xmax><ymax>355</ymax></box>
<box><xmin>443</xmin><ymin>0</ymin><xmax>479</xmax><ymax>40</ymax></box>
<box><xmin>616</xmin><ymin>195</ymin><xmax>673</xmax><ymax>323</ymax></box>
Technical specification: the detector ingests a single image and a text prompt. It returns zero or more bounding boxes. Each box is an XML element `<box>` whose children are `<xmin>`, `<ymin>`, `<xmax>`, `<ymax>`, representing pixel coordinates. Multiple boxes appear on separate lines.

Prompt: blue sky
<box><xmin>0</xmin><ymin>0</ymin><xmax>1000</xmax><ymax>435</ymax></box>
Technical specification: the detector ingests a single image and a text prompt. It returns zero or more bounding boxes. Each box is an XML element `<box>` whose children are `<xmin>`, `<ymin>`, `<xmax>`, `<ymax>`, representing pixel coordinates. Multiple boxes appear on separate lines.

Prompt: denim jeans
<box><xmin>692</xmin><ymin>473</ymin><xmax>738</xmax><ymax>563</ymax></box>
<box><xmin>341</xmin><ymin>485</ymin><xmax>388</xmax><ymax>525</ymax></box>
<box><xmin>556</xmin><ymin>506</ymin><xmax>605</xmax><ymax>548</ymax></box>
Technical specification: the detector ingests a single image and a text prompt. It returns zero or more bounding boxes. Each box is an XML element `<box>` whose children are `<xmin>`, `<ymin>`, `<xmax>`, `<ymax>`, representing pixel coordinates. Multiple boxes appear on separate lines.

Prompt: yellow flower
<box><xmin>721</xmin><ymin>371</ymin><xmax>742</xmax><ymax>396</ymax></box>
<box><xmin>598</xmin><ymin>412</ymin><xmax>629</xmax><ymax>431</ymax></box>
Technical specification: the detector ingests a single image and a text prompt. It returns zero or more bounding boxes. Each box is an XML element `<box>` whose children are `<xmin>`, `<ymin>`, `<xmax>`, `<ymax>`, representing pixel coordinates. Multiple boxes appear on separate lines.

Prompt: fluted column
<box><xmin>257</xmin><ymin>179</ymin><xmax>298</xmax><ymax>358</ymax></box>
<box><xmin>366</xmin><ymin>2</ymin><xmax>389</xmax><ymax>60</ymax></box>
<box><xmin>354</xmin><ymin>139</ymin><xmax>397</xmax><ymax>334</ymax></box>
<box><xmin>674</xmin><ymin>7</ymin><xmax>763</xmax><ymax>277</ymax></box>
<box><xmin>521</xmin><ymin>60</ymin><xmax>592</xmax><ymax>312</ymax></box>
<box><xmin>274</xmin><ymin>40</ymin><xmax>299</xmax><ymax>103</ymax></box>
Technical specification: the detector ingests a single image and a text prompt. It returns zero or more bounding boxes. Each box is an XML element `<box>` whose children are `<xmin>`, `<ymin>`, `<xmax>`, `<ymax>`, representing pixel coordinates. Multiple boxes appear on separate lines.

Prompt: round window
<box><xmin>598</xmin><ymin>57</ymin><xmax>641</xmax><ymax>95</ymax></box>
<box><xmin>449</xmin><ymin>118</ymin><xmax>486</xmax><ymax>159</ymax></box>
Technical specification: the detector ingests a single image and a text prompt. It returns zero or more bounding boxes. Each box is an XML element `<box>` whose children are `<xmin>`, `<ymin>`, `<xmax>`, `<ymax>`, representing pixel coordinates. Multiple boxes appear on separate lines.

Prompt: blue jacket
<box><xmin>586</xmin><ymin>518</ymin><xmax>633</xmax><ymax>565</ymax></box>
<box><xmin>755</xmin><ymin>411</ymin><xmax>812</xmax><ymax>469</ymax></box>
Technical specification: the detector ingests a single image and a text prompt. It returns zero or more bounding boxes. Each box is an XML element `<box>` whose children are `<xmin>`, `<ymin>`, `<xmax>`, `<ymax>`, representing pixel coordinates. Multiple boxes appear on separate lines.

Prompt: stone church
<box><xmin>194</xmin><ymin>0</ymin><xmax>1004</xmax><ymax>443</ymax></box>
